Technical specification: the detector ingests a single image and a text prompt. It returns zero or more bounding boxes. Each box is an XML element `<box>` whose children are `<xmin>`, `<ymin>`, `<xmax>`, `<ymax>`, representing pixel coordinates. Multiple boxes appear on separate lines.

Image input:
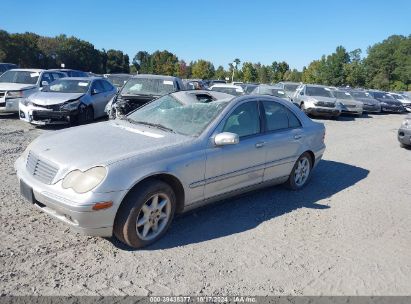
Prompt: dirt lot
<box><xmin>1</xmin><ymin>112</ymin><xmax>410</xmax><ymax>296</ymax></box>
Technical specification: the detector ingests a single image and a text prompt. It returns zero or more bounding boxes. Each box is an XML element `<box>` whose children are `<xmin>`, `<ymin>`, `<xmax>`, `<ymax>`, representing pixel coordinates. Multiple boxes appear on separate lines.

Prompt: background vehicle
<box><xmin>16</xmin><ymin>93</ymin><xmax>325</xmax><ymax>248</ymax></box>
<box><xmin>331</xmin><ymin>90</ymin><xmax>363</xmax><ymax>116</ymax></box>
<box><xmin>277</xmin><ymin>81</ymin><xmax>300</xmax><ymax>99</ymax></box>
<box><xmin>367</xmin><ymin>90</ymin><xmax>405</xmax><ymax>113</ymax></box>
<box><xmin>389</xmin><ymin>92</ymin><xmax>411</xmax><ymax>112</ymax></box>
<box><xmin>19</xmin><ymin>77</ymin><xmax>116</xmax><ymax>125</ymax></box>
<box><xmin>49</xmin><ymin>69</ymin><xmax>89</xmax><ymax>78</ymax></box>
<box><xmin>398</xmin><ymin>114</ymin><xmax>411</xmax><ymax>148</ymax></box>
<box><xmin>251</xmin><ymin>85</ymin><xmax>292</xmax><ymax>102</ymax></box>
<box><xmin>0</xmin><ymin>63</ymin><xmax>18</xmax><ymax>75</ymax></box>
<box><xmin>105</xmin><ymin>74</ymin><xmax>184</xmax><ymax>118</ymax></box>
<box><xmin>349</xmin><ymin>90</ymin><xmax>381</xmax><ymax>113</ymax></box>
<box><xmin>0</xmin><ymin>69</ymin><xmax>65</xmax><ymax>113</ymax></box>
<box><xmin>183</xmin><ymin>79</ymin><xmax>208</xmax><ymax>90</ymax></box>
<box><xmin>104</xmin><ymin>74</ymin><xmax>132</xmax><ymax>90</ymax></box>
<box><xmin>293</xmin><ymin>84</ymin><xmax>342</xmax><ymax>118</ymax></box>
<box><xmin>209</xmin><ymin>83</ymin><xmax>244</xmax><ymax>96</ymax></box>
<box><xmin>238</xmin><ymin>83</ymin><xmax>258</xmax><ymax>94</ymax></box>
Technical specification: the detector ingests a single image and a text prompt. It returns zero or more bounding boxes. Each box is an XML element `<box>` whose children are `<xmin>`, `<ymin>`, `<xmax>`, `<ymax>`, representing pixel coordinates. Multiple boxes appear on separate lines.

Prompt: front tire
<box><xmin>77</xmin><ymin>104</ymin><xmax>94</xmax><ymax>125</ymax></box>
<box><xmin>286</xmin><ymin>152</ymin><xmax>313</xmax><ymax>190</ymax></box>
<box><xmin>114</xmin><ymin>180</ymin><xmax>176</xmax><ymax>248</ymax></box>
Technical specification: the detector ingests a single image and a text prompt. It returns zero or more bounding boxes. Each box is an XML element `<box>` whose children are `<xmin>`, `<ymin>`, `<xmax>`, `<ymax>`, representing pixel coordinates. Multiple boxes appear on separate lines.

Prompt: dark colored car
<box><xmin>398</xmin><ymin>114</ymin><xmax>411</xmax><ymax>148</ymax></box>
<box><xmin>0</xmin><ymin>63</ymin><xmax>18</xmax><ymax>75</ymax></box>
<box><xmin>367</xmin><ymin>91</ymin><xmax>405</xmax><ymax>113</ymax></box>
<box><xmin>49</xmin><ymin>69</ymin><xmax>89</xmax><ymax>77</ymax></box>
<box><xmin>105</xmin><ymin>74</ymin><xmax>184</xmax><ymax>118</ymax></box>
<box><xmin>349</xmin><ymin>90</ymin><xmax>381</xmax><ymax>113</ymax></box>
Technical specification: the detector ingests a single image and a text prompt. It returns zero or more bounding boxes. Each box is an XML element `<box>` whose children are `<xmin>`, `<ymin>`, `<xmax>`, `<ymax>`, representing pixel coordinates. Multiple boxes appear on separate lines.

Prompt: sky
<box><xmin>1</xmin><ymin>0</ymin><xmax>410</xmax><ymax>70</ymax></box>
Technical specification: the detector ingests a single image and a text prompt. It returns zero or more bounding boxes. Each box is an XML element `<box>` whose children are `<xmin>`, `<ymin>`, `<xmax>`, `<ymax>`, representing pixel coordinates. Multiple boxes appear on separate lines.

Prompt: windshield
<box><xmin>284</xmin><ymin>84</ymin><xmax>299</xmax><ymax>92</ymax></box>
<box><xmin>334</xmin><ymin>91</ymin><xmax>353</xmax><ymax>100</ymax></box>
<box><xmin>373</xmin><ymin>92</ymin><xmax>395</xmax><ymax>100</ymax></box>
<box><xmin>0</xmin><ymin>70</ymin><xmax>39</xmax><ymax>84</ymax></box>
<box><xmin>253</xmin><ymin>86</ymin><xmax>288</xmax><ymax>98</ymax></box>
<box><xmin>43</xmin><ymin>79</ymin><xmax>90</xmax><ymax>93</ymax></box>
<box><xmin>351</xmin><ymin>91</ymin><xmax>369</xmax><ymax>99</ymax></box>
<box><xmin>306</xmin><ymin>86</ymin><xmax>333</xmax><ymax>97</ymax></box>
<box><xmin>107</xmin><ymin>75</ymin><xmax>130</xmax><ymax>87</ymax></box>
<box><xmin>127</xmin><ymin>94</ymin><xmax>230</xmax><ymax>136</ymax></box>
<box><xmin>121</xmin><ymin>78</ymin><xmax>176</xmax><ymax>96</ymax></box>
<box><xmin>210</xmin><ymin>86</ymin><xmax>243</xmax><ymax>96</ymax></box>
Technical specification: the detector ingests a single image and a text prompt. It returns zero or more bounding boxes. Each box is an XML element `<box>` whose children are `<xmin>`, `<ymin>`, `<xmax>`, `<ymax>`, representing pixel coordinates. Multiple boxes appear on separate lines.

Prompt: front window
<box><xmin>121</xmin><ymin>78</ymin><xmax>176</xmax><ymax>96</ymax></box>
<box><xmin>127</xmin><ymin>95</ymin><xmax>230</xmax><ymax>136</ymax></box>
<box><xmin>351</xmin><ymin>91</ymin><xmax>368</xmax><ymax>98</ymax></box>
<box><xmin>0</xmin><ymin>70</ymin><xmax>40</xmax><ymax>85</ymax></box>
<box><xmin>334</xmin><ymin>91</ymin><xmax>353</xmax><ymax>100</ymax></box>
<box><xmin>284</xmin><ymin>84</ymin><xmax>299</xmax><ymax>92</ymax></box>
<box><xmin>223</xmin><ymin>102</ymin><xmax>260</xmax><ymax>137</ymax></box>
<box><xmin>305</xmin><ymin>86</ymin><xmax>333</xmax><ymax>98</ymax></box>
<box><xmin>44</xmin><ymin>79</ymin><xmax>91</xmax><ymax>93</ymax></box>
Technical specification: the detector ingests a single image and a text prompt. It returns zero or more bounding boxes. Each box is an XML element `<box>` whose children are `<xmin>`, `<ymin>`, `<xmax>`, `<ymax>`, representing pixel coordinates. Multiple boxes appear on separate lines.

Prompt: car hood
<box><xmin>353</xmin><ymin>97</ymin><xmax>378</xmax><ymax>105</ymax></box>
<box><xmin>29</xmin><ymin>120</ymin><xmax>192</xmax><ymax>171</ymax></box>
<box><xmin>308</xmin><ymin>96</ymin><xmax>336</xmax><ymax>103</ymax></box>
<box><xmin>336</xmin><ymin>98</ymin><xmax>362</xmax><ymax>106</ymax></box>
<box><xmin>28</xmin><ymin>92</ymin><xmax>85</xmax><ymax>106</ymax></box>
<box><xmin>0</xmin><ymin>83</ymin><xmax>37</xmax><ymax>91</ymax></box>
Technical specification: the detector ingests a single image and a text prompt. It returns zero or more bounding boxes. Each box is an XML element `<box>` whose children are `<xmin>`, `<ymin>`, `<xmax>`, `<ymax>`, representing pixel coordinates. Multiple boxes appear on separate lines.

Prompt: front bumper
<box><xmin>363</xmin><ymin>104</ymin><xmax>381</xmax><ymax>113</ymax></box>
<box><xmin>341</xmin><ymin>107</ymin><xmax>363</xmax><ymax>115</ymax></box>
<box><xmin>0</xmin><ymin>97</ymin><xmax>22</xmax><ymax>113</ymax></box>
<box><xmin>398</xmin><ymin>127</ymin><xmax>411</xmax><ymax>147</ymax></box>
<box><xmin>381</xmin><ymin>105</ymin><xmax>405</xmax><ymax>113</ymax></box>
<box><xmin>15</xmin><ymin>156</ymin><xmax>127</xmax><ymax>237</ymax></box>
<box><xmin>19</xmin><ymin>102</ymin><xmax>75</xmax><ymax>125</ymax></box>
<box><xmin>305</xmin><ymin>106</ymin><xmax>341</xmax><ymax>117</ymax></box>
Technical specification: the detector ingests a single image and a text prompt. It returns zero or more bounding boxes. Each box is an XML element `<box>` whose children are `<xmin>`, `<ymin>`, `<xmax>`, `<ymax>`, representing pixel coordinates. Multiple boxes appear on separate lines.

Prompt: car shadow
<box><xmin>108</xmin><ymin>160</ymin><xmax>369</xmax><ymax>251</ymax></box>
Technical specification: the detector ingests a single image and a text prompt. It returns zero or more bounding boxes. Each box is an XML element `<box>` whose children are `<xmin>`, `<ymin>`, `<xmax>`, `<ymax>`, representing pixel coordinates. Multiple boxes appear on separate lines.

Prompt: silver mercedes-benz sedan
<box><xmin>15</xmin><ymin>90</ymin><xmax>326</xmax><ymax>248</ymax></box>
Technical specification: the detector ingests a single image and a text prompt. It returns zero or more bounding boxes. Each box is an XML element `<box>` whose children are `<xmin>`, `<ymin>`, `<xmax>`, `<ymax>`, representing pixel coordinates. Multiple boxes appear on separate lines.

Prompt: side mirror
<box><xmin>92</xmin><ymin>89</ymin><xmax>99</xmax><ymax>95</ymax></box>
<box><xmin>214</xmin><ymin>132</ymin><xmax>239</xmax><ymax>146</ymax></box>
<box><xmin>41</xmin><ymin>80</ymin><xmax>49</xmax><ymax>87</ymax></box>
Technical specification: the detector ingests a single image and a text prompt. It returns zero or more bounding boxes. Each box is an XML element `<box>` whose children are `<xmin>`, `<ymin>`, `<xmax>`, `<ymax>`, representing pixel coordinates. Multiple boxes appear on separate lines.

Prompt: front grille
<box><xmin>346</xmin><ymin>104</ymin><xmax>356</xmax><ymax>108</ymax></box>
<box><xmin>26</xmin><ymin>151</ymin><xmax>59</xmax><ymax>184</ymax></box>
<box><xmin>32</xmin><ymin>103</ymin><xmax>62</xmax><ymax>111</ymax></box>
<box><xmin>0</xmin><ymin>91</ymin><xmax>5</xmax><ymax>98</ymax></box>
<box><xmin>315</xmin><ymin>101</ymin><xmax>335</xmax><ymax>108</ymax></box>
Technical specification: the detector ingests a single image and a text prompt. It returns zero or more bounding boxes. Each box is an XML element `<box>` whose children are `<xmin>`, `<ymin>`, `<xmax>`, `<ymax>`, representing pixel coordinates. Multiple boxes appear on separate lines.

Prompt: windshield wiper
<box><xmin>127</xmin><ymin>119</ymin><xmax>175</xmax><ymax>133</ymax></box>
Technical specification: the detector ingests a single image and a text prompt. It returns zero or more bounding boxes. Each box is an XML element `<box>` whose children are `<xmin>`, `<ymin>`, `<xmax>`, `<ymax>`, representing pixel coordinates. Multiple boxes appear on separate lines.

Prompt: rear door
<box><xmin>90</xmin><ymin>80</ymin><xmax>107</xmax><ymax>117</ymax></box>
<box><xmin>204</xmin><ymin>100</ymin><xmax>266</xmax><ymax>199</ymax></box>
<box><xmin>258</xmin><ymin>99</ymin><xmax>303</xmax><ymax>182</ymax></box>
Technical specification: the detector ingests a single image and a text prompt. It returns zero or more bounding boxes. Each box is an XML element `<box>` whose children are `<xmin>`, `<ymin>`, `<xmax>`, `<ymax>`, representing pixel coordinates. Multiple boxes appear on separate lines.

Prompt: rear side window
<box><xmin>91</xmin><ymin>80</ymin><xmax>105</xmax><ymax>93</ymax></box>
<box><xmin>101</xmin><ymin>80</ymin><xmax>114</xmax><ymax>91</ymax></box>
<box><xmin>262</xmin><ymin>101</ymin><xmax>301</xmax><ymax>131</ymax></box>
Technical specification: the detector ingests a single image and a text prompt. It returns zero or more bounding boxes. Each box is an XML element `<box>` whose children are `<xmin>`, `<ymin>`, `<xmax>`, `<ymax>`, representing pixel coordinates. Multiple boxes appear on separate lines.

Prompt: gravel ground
<box><xmin>1</xmin><ymin>112</ymin><xmax>410</xmax><ymax>296</ymax></box>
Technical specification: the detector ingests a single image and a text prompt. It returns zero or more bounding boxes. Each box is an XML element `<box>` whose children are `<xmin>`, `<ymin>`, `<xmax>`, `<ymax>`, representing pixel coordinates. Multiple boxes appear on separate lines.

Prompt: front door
<box><xmin>204</xmin><ymin>100</ymin><xmax>266</xmax><ymax>199</ymax></box>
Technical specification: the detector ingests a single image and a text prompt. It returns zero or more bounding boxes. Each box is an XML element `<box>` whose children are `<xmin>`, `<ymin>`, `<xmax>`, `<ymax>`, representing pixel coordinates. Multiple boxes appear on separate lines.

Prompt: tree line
<box><xmin>0</xmin><ymin>29</ymin><xmax>409</xmax><ymax>90</ymax></box>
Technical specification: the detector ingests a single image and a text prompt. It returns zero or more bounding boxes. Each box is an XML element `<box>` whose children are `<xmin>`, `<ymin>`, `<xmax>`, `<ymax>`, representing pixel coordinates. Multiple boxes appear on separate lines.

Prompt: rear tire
<box><xmin>114</xmin><ymin>180</ymin><xmax>176</xmax><ymax>249</ymax></box>
<box><xmin>285</xmin><ymin>152</ymin><xmax>313</xmax><ymax>190</ymax></box>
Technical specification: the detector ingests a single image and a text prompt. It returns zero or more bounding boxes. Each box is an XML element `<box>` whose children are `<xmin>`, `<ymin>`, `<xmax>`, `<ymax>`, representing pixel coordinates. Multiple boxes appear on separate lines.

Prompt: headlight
<box><xmin>402</xmin><ymin>119</ymin><xmax>410</xmax><ymax>129</ymax></box>
<box><xmin>62</xmin><ymin>166</ymin><xmax>107</xmax><ymax>194</ymax></box>
<box><xmin>6</xmin><ymin>90</ymin><xmax>23</xmax><ymax>98</ymax></box>
<box><xmin>380</xmin><ymin>102</ymin><xmax>388</xmax><ymax>106</ymax></box>
<box><xmin>21</xmin><ymin>99</ymin><xmax>33</xmax><ymax>106</ymax></box>
<box><xmin>60</xmin><ymin>99</ymin><xmax>81</xmax><ymax>111</ymax></box>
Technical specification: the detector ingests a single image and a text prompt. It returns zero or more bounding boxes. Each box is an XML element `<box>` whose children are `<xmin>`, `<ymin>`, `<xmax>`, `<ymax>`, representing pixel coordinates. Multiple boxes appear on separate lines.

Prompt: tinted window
<box><xmin>223</xmin><ymin>102</ymin><xmax>260</xmax><ymax>137</ymax></box>
<box><xmin>91</xmin><ymin>80</ymin><xmax>105</xmax><ymax>93</ymax></box>
<box><xmin>51</xmin><ymin>72</ymin><xmax>64</xmax><ymax>81</ymax></box>
<box><xmin>41</xmin><ymin>73</ymin><xmax>53</xmax><ymax>85</ymax></box>
<box><xmin>0</xmin><ymin>70</ymin><xmax>39</xmax><ymax>84</ymax></box>
<box><xmin>305</xmin><ymin>86</ymin><xmax>333</xmax><ymax>97</ymax></box>
<box><xmin>262</xmin><ymin>101</ymin><xmax>301</xmax><ymax>131</ymax></box>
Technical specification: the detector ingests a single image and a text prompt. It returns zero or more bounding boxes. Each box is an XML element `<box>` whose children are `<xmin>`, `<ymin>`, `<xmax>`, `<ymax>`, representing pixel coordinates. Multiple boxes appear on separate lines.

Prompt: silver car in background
<box><xmin>209</xmin><ymin>83</ymin><xmax>245</xmax><ymax>96</ymax></box>
<box><xmin>0</xmin><ymin>69</ymin><xmax>65</xmax><ymax>113</ymax></box>
<box><xmin>19</xmin><ymin>77</ymin><xmax>116</xmax><ymax>125</ymax></box>
<box><xmin>251</xmin><ymin>85</ymin><xmax>292</xmax><ymax>102</ymax></box>
<box><xmin>16</xmin><ymin>92</ymin><xmax>325</xmax><ymax>248</ymax></box>
<box><xmin>293</xmin><ymin>84</ymin><xmax>342</xmax><ymax>118</ymax></box>
<box><xmin>331</xmin><ymin>90</ymin><xmax>363</xmax><ymax>116</ymax></box>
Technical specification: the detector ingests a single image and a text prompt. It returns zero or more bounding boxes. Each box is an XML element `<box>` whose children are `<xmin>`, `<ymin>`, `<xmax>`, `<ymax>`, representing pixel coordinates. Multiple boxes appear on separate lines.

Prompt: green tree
<box><xmin>150</xmin><ymin>50</ymin><xmax>179</xmax><ymax>75</ymax></box>
<box><xmin>191</xmin><ymin>59</ymin><xmax>215</xmax><ymax>79</ymax></box>
<box><xmin>215</xmin><ymin>65</ymin><xmax>227</xmax><ymax>80</ymax></box>
<box><xmin>241</xmin><ymin>62</ymin><xmax>257</xmax><ymax>82</ymax></box>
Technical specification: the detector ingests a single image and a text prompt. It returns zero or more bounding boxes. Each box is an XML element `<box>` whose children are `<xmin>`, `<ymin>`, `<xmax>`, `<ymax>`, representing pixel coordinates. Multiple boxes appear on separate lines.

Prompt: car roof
<box><xmin>210</xmin><ymin>83</ymin><xmax>243</xmax><ymax>89</ymax></box>
<box><xmin>170</xmin><ymin>90</ymin><xmax>234</xmax><ymax>104</ymax></box>
<box><xmin>131</xmin><ymin>74</ymin><xmax>179</xmax><ymax>80</ymax></box>
<box><xmin>8</xmin><ymin>68</ymin><xmax>44</xmax><ymax>72</ymax></box>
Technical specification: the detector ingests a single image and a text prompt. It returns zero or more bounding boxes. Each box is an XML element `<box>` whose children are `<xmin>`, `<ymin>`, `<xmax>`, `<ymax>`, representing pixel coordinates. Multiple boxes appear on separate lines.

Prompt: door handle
<box><xmin>294</xmin><ymin>134</ymin><xmax>302</xmax><ymax>140</ymax></box>
<box><xmin>255</xmin><ymin>142</ymin><xmax>265</xmax><ymax>148</ymax></box>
